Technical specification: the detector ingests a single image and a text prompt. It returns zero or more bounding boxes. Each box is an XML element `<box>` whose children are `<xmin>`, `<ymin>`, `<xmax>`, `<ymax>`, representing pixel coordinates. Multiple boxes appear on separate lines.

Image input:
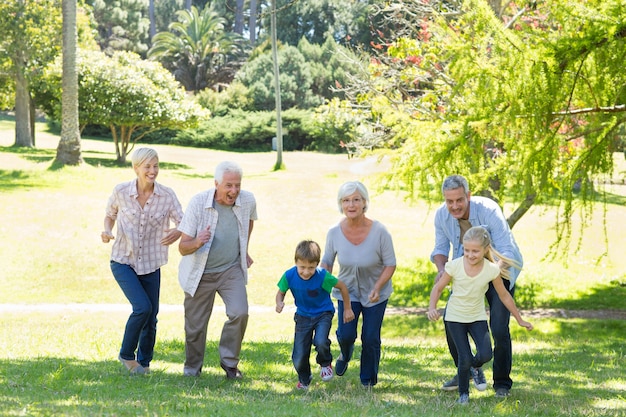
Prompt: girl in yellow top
<box><xmin>428</xmin><ymin>226</ymin><xmax>533</xmax><ymax>405</ymax></box>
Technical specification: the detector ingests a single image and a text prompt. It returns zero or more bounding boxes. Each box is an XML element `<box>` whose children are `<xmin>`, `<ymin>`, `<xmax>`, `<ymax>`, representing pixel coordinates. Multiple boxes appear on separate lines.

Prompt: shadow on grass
<box><xmin>544</xmin><ymin>279</ymin><xmax>626</xmax><ymax>311</ymax></box>
<box><xmin>0</xmin><ymin>169</ymin><xmax>47</xmax><ymax>191</ymax></box>
<box><xmin>1</xmin><ymin>145</ymin><xmax>191</xmax><ymax>171</ymax></box>
<box><xmin>1</xmin><ymin>319</ymin><xmax>624</xmax><ymax>417</ymax></box>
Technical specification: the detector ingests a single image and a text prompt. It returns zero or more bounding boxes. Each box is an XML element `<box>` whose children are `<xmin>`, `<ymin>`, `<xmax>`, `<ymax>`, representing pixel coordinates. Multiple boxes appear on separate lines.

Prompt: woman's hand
<box><xmin>160</xmin><ymin>228</ymin><xmax>182</xmax><ymax>246</ymax></box>
<box><xmin>101</xmin><ymin>231</ymin><xmax>114</xmax><ymax>243</ymax></box>
<box><xmin>368</xmin><ymin>289</ymin><xmax>380</xmax><ymax>303</ymax></box>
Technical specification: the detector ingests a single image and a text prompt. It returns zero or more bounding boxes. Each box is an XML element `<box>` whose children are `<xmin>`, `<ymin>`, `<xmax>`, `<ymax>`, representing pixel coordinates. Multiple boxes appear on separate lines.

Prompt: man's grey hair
<box><xmin>442</xmin><ymin>175</ymin><xmax>470</xmax><ymax>195</ymax></box>
<box><xmin>215</xmin><ymin>161</ymin><xmax>243</xmax><ymax>184</ymax></box>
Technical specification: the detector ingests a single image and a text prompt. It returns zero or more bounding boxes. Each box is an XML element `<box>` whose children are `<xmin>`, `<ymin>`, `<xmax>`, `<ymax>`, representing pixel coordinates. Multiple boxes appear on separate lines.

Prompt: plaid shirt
<box><xmin>105</xmin><ymin>179</ymin><xmax>183</xmax><ymax>275</ymax></box>
<box><xmin>177</xmin><ymin>188</ymin><xmax>257</xmax><ymax>297</ymax></box>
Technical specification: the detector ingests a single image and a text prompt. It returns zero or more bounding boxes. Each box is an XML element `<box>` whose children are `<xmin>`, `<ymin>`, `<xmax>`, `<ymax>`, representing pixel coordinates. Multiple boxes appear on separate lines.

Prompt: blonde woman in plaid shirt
<box><xmin>101</xmin><ymin>148</ymin><xmax>183</xmax><ymax>375</ymax></box>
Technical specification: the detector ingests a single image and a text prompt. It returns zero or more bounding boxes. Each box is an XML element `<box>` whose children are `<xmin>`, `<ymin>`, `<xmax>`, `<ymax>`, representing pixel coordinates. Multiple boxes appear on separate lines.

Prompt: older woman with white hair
<box><xmin>102</xmin><ymin>147</ymin><xmax>183</xmax><ymax>375</ymax></box>
<box><xmin>320</xmin><ymin>181</ymin><xmax>396</xmax><ymax>387</ymax></box>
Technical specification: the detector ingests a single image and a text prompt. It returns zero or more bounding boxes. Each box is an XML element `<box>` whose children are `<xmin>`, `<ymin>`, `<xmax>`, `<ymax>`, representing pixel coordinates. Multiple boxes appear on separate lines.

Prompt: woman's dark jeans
<box><xmin>336</xmin><ymin>299</ymin><xmax>387</xmax><ymax>386</ymax></box>
<box><xmin>111</xmin><ymin>261</ymin><xmax>160</xmax><ymax>368</ymax></box>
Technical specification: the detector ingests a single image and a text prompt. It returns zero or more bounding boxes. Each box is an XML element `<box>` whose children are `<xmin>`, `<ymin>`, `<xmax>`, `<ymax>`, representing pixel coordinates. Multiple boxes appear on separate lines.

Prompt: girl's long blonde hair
<box><xmin>463</xmin><ymin>226</ymin><xmax>521</xmax><ymax>279</ymax></box>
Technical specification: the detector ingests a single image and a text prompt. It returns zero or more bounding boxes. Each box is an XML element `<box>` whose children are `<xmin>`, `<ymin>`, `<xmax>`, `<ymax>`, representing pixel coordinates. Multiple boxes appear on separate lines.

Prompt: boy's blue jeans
<box><xmin>446</xmin><ymin>320</ymin><xmax>493</xmax><ymax>395</ymax></box>
<box><xmin>292</xmin><ymin>311</ymin><xmax>334</xmax><ymax>385</ymax></box>
<box><xmin>111</xmin><ymin>261</ymin><xmax>160</xmax><ymax>368</ymax></box>
<box><xmin>336</xmin><ymin>299</ymin><xmax>387</xmax><ymax>386</ymax></box>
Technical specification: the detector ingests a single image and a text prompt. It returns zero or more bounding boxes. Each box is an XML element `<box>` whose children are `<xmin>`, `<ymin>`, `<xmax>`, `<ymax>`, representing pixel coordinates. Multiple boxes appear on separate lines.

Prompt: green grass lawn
<box><xmin>1</xmin><ymin>120</ymin><xmax>625</xmax><ymax>416</ymax></box>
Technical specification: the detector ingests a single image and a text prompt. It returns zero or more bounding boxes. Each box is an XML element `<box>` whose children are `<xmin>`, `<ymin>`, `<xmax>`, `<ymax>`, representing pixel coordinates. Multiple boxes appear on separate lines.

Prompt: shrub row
<box><xmin>144</xmin><ymin>108</ymin><xmax>350</xmax><ymax>153</ymax></box>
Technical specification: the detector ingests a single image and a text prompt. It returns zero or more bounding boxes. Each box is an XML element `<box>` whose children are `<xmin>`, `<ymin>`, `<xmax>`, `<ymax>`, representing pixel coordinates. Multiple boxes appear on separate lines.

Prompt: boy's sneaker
<box><xmin>320</xmin><ymin>365</ymin><xmax>334</xmax><ymax>382</ymax></box>
<box><xmin>296</xmin><ymin>381</ymin><xmax>309</xmax><ymax>390</ymax></box>
<box><xmin>470</xmin><ymin>367</ymin><xmax>487</xmax><ymax>391</ymax></box>
<box><xmin>456</xmin><ymin>393</ymin><xmax>469</xmax><ymax>405</ymax></box>
<box><xmin>441</xmin><ymin>374</ymin><xmax>459</xmax><ymax>391</ymax></box>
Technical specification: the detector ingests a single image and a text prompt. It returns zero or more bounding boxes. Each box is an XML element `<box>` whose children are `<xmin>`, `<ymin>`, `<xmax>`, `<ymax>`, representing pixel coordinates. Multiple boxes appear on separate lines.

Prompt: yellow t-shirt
<box><xmin>444</xmin><ymin>257</ymin><xmax>501</xmax><ymax>323</ymax></box>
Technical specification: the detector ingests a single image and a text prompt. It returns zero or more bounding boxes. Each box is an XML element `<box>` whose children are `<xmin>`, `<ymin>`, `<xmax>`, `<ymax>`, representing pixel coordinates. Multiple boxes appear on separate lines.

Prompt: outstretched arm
<box><xmin>275</xmin><ymin>290</ymin><xmax>286</xmax><ymax>313</ymax></box>
<box><xmin>427</xmin><ymin>272</ymin><xmax>452</xmax><ymax>321</ymax></box>
<box><xmin>335</xmin><ymin>281</ymin><xmax>355</xmax><ymax>323</ymax></box>
<box><xmin>101</xmin><ymin>216</ymin><xmax>115</xmax><ymax>243</ymax></box>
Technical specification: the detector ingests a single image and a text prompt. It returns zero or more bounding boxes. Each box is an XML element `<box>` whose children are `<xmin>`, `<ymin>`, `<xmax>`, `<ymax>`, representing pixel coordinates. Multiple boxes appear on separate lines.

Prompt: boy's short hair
<box><xmin>294</xmin><ymin>240</ymin><xmax>321</xmax><ymax>264</ymax></box>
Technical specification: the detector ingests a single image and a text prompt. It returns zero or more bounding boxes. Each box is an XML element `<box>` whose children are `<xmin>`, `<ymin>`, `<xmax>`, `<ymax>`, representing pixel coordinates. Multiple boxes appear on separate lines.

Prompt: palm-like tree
<box><xmin>148</xmin><ymin>5</ymin><xmax>247</xmax><ymax>92</ymax></box>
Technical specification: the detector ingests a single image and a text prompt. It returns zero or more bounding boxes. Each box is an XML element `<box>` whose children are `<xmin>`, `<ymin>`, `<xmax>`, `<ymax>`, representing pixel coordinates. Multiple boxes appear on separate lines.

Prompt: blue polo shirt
<box><xmin>277</xmin><ymin>266</ymin><xmax>337</xmax><ymax>317</ymax></box>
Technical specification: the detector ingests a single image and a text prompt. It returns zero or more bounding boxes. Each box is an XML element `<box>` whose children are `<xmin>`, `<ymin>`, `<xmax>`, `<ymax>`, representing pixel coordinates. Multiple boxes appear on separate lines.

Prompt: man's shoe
<box><xmin>470</xmin><ymin>367</ymin><xmax>487</xmax><ymax>391</ymax></box>
<box><xmin>220</xmin><ymin>362</ymin><xmax>243</xmax><ymax>379</ymax></box>
<box><xmin>320</xmin><ymin>365</ymin><xmax>334</xmax><ymax>381</ymax></box>
<box><xmin>335</xmin><ymin>354</ymin><xmax>349</xmax><ymax>376</ymax></box>
<box><xmin>456</xmin><ymin>393</ymin><xmax>470</xmax><ymax>405</ymax></box>
<box><xmin>495</xmin><ymin>387</ymin><xmax>510</xmax><ymax>398</ymax></box>
<box><xmin>441</xmin><ymin>374</ymin><xmax>459</xmax><ymax>391</ymax></box>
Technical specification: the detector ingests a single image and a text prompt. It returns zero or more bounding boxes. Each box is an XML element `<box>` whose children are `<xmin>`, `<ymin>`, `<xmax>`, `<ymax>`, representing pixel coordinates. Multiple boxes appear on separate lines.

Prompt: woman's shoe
<box><xmin>118</xmin><ymin>355</ymin><xmax>146</xmax><ymax>375</ymax></box>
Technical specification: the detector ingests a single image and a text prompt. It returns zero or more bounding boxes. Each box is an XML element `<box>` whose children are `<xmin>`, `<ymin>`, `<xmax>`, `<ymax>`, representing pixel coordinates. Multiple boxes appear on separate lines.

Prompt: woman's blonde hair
<box><xmin>463</xmin><ymin>226</ymin><xmax>521</xmax><ymax>279</ymax></box>
<box><xmin>131</xmin><ymin>147</ymin><xmax>159</xmax><ymax>167</ymax></box>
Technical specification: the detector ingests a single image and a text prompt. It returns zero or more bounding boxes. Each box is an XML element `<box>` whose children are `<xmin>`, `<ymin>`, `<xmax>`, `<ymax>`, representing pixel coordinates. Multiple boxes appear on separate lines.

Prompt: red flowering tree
<box><xmin>336</xmin><ymin>0</ymin><xmax>626</xmax><ymax>254</ymax></box>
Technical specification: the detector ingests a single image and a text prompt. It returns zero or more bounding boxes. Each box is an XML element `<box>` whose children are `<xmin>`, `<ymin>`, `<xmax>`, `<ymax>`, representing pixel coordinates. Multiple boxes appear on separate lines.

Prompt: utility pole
<box><xmin>270</xmin><ymin>0</ymin><xmax>283</xmax><ymax>170</ymax></box>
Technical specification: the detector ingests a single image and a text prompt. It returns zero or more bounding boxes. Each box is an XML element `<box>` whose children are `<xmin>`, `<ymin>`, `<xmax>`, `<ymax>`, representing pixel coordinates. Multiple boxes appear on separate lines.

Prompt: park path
<box><xmin>0</xmin><ymin>303</ymin><xmax>624</xmax><ymax>319</ymax></box>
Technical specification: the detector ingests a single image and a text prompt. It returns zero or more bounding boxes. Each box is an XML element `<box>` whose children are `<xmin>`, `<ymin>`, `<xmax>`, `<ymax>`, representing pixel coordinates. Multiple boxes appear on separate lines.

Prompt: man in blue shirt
<box><xmin>431</xmin><ymin>175</ymin><xmax>523</xmax><ymax>398</ymax></box>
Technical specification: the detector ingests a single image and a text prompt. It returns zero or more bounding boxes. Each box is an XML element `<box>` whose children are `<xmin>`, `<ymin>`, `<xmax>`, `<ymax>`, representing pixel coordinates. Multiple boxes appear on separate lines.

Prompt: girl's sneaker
<box><xmin>457</xmin><ymin>393</ymin><xmax>469</xmax><ymax>405</ymax></box>
<box><xmin>320</xmin><ymin>365</ymin><xmax>334</xmax><ymax>381</ymax></box>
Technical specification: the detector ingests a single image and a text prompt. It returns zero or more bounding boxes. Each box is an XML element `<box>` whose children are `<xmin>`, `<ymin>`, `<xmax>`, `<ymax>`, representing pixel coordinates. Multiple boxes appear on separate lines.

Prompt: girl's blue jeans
<box><xmin>446</xmin><ymin>320</ymin><xmax>493</xmax><ymax>395</ymax></box>
<box><xmin>110</xmin><ymin>261</ymin><xmax>160</xmax><ymax>368</ymax></box>
<box><xmin>336</xmin><ymin>299</ymin><xmax>387</xmax><ymax>386</ymax></box>
<box><xmin>445</xmin><ymin>280</ymin><xmax>515</xmax><ymax>390</ymax></box>
<box><xmin>292</xmin><ymin>311</ymin><xmax>333</xmax><ymax>385</ymax></box>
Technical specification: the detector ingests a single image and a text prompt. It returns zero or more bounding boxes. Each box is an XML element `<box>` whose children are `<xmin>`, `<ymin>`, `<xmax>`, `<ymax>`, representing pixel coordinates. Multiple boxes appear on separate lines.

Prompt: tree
<box><xmin>148</xmin><ymin>5</ymin><xmax>248</xmax><ymax>91</ymax></box>
<box><xmin>55</xmin><ymin>0</ymin><xmax>83</xmax><ymax>166</ymax></box>
<box><xmin>91</xmin><ymin>0</ymin><xmax>151</xmax><ymax>55</ymax></box>
<box><xmin>0</xmin><ymin>0</ymin><xmax>62</xmax><ymax>147</ymax></box>
<box><xmin>339</xmin><ymin>0</ymin><xmax>626</xmax><ymax>254</ymax></box>
<box><xmin>236</xmin><ymin>38</ymin><xmax>356</xmax><ymax>111</ymax></box>
<box><xmin>263</xmin><ymin>0</ymin><xmax>381</xmax><ymax>48</ymax></box>
<box><xmin>237</xmin><ymin>45</ymin><xmax>322</xmax><ymax>111</ymax></box>
<box><xmin>39</xmin><ymin>50</ymin><xmax>203</xmax><ymax>164</ymax></box>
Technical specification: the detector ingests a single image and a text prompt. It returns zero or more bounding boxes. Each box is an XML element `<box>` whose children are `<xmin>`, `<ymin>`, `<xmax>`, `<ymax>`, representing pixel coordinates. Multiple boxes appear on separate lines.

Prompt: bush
<box><xmin>170</xmin><ymin>107</ymin><xmax>355</xmax><ymax>153</ymax></box>
<box><xmin>195</xmin><ymin>81</ymin><xmax>252</xmax><ymax>116</ymax></box>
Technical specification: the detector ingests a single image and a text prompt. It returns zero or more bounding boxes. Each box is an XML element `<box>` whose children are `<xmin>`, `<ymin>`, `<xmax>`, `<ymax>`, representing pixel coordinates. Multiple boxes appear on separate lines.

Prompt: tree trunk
<box><xmin>56</xmin><ymin>0</ymin><xmax>83</xmax><ymax>166</ymax></box>
<box><xmin>249</xmin><ymin>0</ymin><xmax>257</xmax><ymax>43</ymax></box>
<box><xmin>234</xmin><ymin>0</ymin><xmax>244</xmax><ymax>34</ymax></box>
<box><xmin>149</xmin><ymin>0</ymin><xmax>155</xmax><ymax>39</ymax></box>
<box><xmin>14</xmin><ymin>62</ymin><xmax>33</xmax><ymax>147</ymax></box>
<box><xmin>29</xmin><ymin>93</ymin><xmax>36</xmax><ymax>146</ymax></box>
<box><xmin>507</xmin><ymin>192</ymin><xmax>536</xmax><ymax>229</ymax></box>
